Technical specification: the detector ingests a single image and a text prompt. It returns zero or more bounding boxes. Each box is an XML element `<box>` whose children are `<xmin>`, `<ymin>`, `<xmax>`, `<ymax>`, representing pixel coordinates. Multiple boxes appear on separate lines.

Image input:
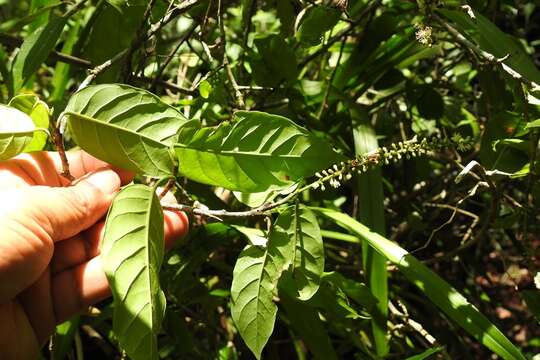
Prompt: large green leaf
<box><xmin>0</xmin><ymin>105</ymin><xmax>44</xmax><ymax>160</ymax></box>
<box><xmin>315</xmin><ymin>208</ymin><xmax>525</xmax><ymax>360</ymax></box>
<box><xmin>280</xmin><ymin>292</ymin><xmax>338</xmax><ymax>360</ymax></box>
<box><xmin>230</xmin><ymin>220</ymin><xmax>293</xmax><ymax>359</ymax></box>
<box><xmin>101</xmin><ymin>184</ymin><xmax>166</xmax><ymax>360</ymax></box>
<box><xmin>175</xmin><ymin>111</ymin><xmax>344</xmax><ymax>192</ymax></box>
<box><xmin>279</xmin><ymin>205</ymin><xmax>324</xmax><ymax>300</ymax></box>
<box><xmin>295</xmin><ymin>6</ymin><xmax>341</xmax><ymax>46</ymax></box>
<box><xmin>8</xmin><ymin>94</ymin><xmax>50</xmax><ymax>152</ymax></box>
<box><xmin>438</xmin><ymin>9</ymin><xmax>540</xmax><ymax>85</ymax></box>
<box><xmin>51</xmin><ymin>317</ymin><xmax>80</xmax><ymax>360</ymax></box>
<box><xmin>64</xmin><ymin>84</ymin><xmax>191</xmax><ymax>177</ymax></box>
<box><xmin>11</xmin><ymin>14</ymin><xmax>66</xmax><ymax>94</ymax></box>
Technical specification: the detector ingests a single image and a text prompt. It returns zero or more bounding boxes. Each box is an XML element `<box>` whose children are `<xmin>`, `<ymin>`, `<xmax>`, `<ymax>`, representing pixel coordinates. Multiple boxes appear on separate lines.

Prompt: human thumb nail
<box><xmin>81</xmin><ymin>169</ymin><xmax>121</xmax><ymax>195</ymax></box>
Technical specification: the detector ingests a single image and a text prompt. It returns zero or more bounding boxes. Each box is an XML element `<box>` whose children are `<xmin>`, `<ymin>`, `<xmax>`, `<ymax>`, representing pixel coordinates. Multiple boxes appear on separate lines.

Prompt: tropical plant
<box><xmin>1</xmin><ymin>0</ymin><xmax>540</xmax><ymax>359</ymax></box>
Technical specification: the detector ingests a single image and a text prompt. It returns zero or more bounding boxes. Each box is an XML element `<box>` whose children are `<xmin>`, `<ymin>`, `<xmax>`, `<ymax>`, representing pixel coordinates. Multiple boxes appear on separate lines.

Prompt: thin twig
<box><xmin>78</xmin><ymin>50</ymin><xmax>128</xmax><ymax>90</ymax></box>
<box><xmin>317</xmin><ymin>39</ymin><xmax>346</xmax><ymax>119</ymax></box>
<box><xmin>123</xmin><ymin>0</ymin><xmax>159</xmax><ymax>82</ymax></box>
<box><xmin>434</xmin><ymin>14</ymin><xmax>540</xmax><ymax>91</ymax></box>
<box><xmin>158</xmin><ymin>179</ymin><xmax>175</xmax><ymax>200</ymax></box>
<box><xmin>218</xmin><ymin>0</ymin><xmax>245</xmax><ymax>108</ymax></box>
<box><xmin>299</xmin><ymin>0</ymin><xmax>381</xmax><ymax>69</ymax></box>
<box><xmin>151</xmin><ymin>22</ymin><xmax>198</xmax><ymax>90</ymax></box>
<box><xmin>51</xmin><ymin>121</ymin><xmax>74</xmax><ymax>181</ymax></box>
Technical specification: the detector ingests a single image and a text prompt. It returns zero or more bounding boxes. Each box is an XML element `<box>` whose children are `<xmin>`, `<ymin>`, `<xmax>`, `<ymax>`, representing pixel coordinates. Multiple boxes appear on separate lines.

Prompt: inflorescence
<box><xmin>312</xmin><ymin>135</ymin><xmax>473</xmax><ymax>190</ymax></box>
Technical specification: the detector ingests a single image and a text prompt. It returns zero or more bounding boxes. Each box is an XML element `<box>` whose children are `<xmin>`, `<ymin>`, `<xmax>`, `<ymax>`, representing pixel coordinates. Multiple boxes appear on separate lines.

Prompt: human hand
<box><xmin>0</xmin><ymin>151</ymin><xmax>189</xmax><ymax>359</ymax></box>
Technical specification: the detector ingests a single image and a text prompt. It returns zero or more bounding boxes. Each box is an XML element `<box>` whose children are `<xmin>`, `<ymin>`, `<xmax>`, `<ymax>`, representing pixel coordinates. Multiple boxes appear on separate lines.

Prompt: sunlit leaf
<box><xmin>230</xmin><ymin>220</ymin><xmax>293</xmax><ymax>359</ymax></box>
<box><xmin>64</xmin><ymin>84</ymin><xmax>192</xmax><ymax>176</ymax></box>
<box><xmin>101</xmin><ymin>184</ymin><xmax>166</xmax><ymax>360</ymax></box>
<box><xmin>11</xmin><ymin>15</ymin><xmax>66</xmax><ymax>94</ymax></box>
<box><xmin>279</xmin><ymin>205</ymin><xmax>324</xmax><ymax>300</ymax></box>
<box><xmin>8</xmin><ymin>94</ymin><xmax>50</xmax><ymax>151</ymax></box>
<box><xmin>0</xmin><ymin>105</ymin><xmax>45</xmax><ymax>160</ymax></box>
<box><xmin>175</xmin><ymin>111</ymin><xmax>344</xmax><ymax>192</ymax></box>
<box><xmin>296</xmin><ymin>6</ymin><xmax>341</xmax><ymax>46</ymax></box>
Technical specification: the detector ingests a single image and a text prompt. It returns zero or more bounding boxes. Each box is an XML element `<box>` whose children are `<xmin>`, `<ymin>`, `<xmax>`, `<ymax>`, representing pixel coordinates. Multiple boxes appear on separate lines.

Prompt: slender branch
<box><xmin>51</xmin><ymin>120</ymin><xmax>74</xmax><ymax>181</ymax></box>
<box><xmin>123</xmin><ymin>0</ymin><xmax>159</xmax><ymax>82</ymax></box>
<box><xmin>218</xmin><ymin>0</ymin><xmax>245</xmax><ymax>108</ymax></box>
<box><xmin>162</xmin><ymin>137</ymin><xmax>469</xmax><ymax>219</ymax></box>
<box><xmin>299</xmin><ymin>0</ymin><xmax>380</xmax><ymax>69</ymax></box>
<box><xmin>317</xmin><ymin>39</ymin><xmax>346</xmax><ymax>119</ymax></box>
<box><xmin>78</xmin><ymin>50</ymin><xmax>127</xmax><ymax>90</ymax></box>
<box><xmin>434</xmin><ymin>14</ymin><xmax>540</xmax><ymax>91</ymax></box>
<box><xmin>134</xmin><ymin>75</ymin><xmax>197</xmax><ymax>95</ymax></box>
<box><xmin>63</xmin><ymin>0</ymin><xmax>90</xmax><ymax>18</ymax></box>
<box><xmin>151</xmin><ymin>22</ymin><xmax>198</xmax><ymax>90</ymax></box>
<box><xmin>148</xmin><ymin>0</ymin><xmax>201</xmax><ymax>38</ymax></box>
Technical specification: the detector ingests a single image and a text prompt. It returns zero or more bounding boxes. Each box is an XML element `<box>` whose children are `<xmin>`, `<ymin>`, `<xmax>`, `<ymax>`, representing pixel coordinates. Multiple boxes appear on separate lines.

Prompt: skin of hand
<box><xmin>0</xmin><ymin>151</ymin><xmax>189</xmax><ymax>360</ymax></box>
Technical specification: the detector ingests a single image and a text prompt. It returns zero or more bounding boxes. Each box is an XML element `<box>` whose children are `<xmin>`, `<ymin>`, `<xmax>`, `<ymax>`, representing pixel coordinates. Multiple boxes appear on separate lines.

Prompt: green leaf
<box><xmin>51</xmin><ymin>317</ymin><xmax>80</xmax><ymax>360</ymax></box>
<box><xmin>0</xmin><ymin>2</ymin><xmax>62</xmax><ymax>32</ymax></box>
<box><xmin>101</xmin><ymin>184</ymin><xmax>166</xmax><ymax>360</ymax></box>
<box><xmin>252</xmin><ymin>35</ymin><xmax>298</xmax><ymax>86</ymax></box>
<box><xmin>296</xmin><ymin>6</ymin><xmax>341</xmax><ymax>46</ymax></box>
<box><xmin>51</xmin><ymin>21</ymin><xmax>81</xmax><ymax>103</ymax></box>
<box><xmin>199</xmin><ymin>80</ymin><xmax>212</xmax><ymax>99</ymax></box>
<box><xmin>416</xmin><ymin>87</ymin><xmax>444</xmax><ymax>119</ymax></box>
<box><xmin>315</xmin><ymin>208</ymin><xmax>526</xmax><ymax>360</ymax></box>
<box><xmin>82</xmin><ymin>4</ymin><xmax>146</xmax><ymax>82</ymax></box>
<box><xmin>0</xmin><ymin>105</ymin><xmax>43</xmax><ymax>160</ymax></box>
<box><xmin>230</xmin><ymin>221</ymin><xmax>293</xmax><ymax>359</ymax></box>
<box><xmin>405</xmin><ymin>347</ymin><xmax>443</xmax><ymax>360</ymax></box>
<box><xmin>280</xmin><ymin>292</ymin><xmax>338</xmax><ymax>360</ymax></box>
<box><xmin>175</xmin><ymin>111</ymin><xmax>345</xmax><ymax>192</ymax></box>
<box><xmin>438</xmin><ymin>9</ymin><xmax>540</xmax><ymax>85</ymax></box>
<box><xmin>8</xmin><ymin>94</ymin><xmax>50</xmax><ymax>151</ymax></box>
<box><xmin>525</xmin><ymin>118</ymin><xmax>540</xmax><ymax>129</ymax></box>
<box><xmin>521</xmin><ymin>290</ymin><xmax>540</xmax><ymax>324</ymax></box>
<box><xmin>11</xmin><ymin>15</ymin><xmax>66</xmax><ymax>94</ymax></box>
<box><xmin>352</xmin><ymin>110</ymin><xmax>388</xmax><ymax>356</ymax></box>
<box><xmin>279</xmin><ymin>205</ymin><xmax>324</xmax><ymax>300</ymax></box>
<box><xmin>65</xmin><ymin>84</ymin><xmax>191</xmax><ymax>177</ymax></box>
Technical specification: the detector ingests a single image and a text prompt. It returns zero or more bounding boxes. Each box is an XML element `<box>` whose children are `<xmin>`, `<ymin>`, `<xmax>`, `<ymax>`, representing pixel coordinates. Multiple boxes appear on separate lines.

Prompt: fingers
<box><xmin>0</xmin><ymin>151</ymin><xmax>133</xmax><ymax>187</ymax></box>
<box><xmin>52</xmin><ymin>256</ymin><xmax>108</xmax><ymax>324</ymax></box>
<box><xmin>51</xmin><ymin>210</ymin><xmax>189</xmax><ymax>323</ymax></box>
<box><xmin>29</xmin><ymin>168</ymin><xmax>121</xmax><ymax>242</ymax></box>
<box><xmin>52</xmin><ymin>211</ymin><xmax>189</xmax><ymax>274</ymax></box>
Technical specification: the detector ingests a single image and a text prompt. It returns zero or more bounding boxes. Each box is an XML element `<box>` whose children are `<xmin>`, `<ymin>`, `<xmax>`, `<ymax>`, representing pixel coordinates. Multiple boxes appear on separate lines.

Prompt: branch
<box><xmin>218</xmin><ymin>0</ymin><xmax>245</xmax><ymax>108</ymax></box>
<box><xmin>123</xmin><ymin>0</ymin><xmax>159</xmax><ymax>81</ymax></box>
<box><xmin>162</xmin><ymin>137</ymin><xmax>470</xmax><ymax>219</ymax></box>
<box><xmin>434</xmin><ymin>14</ymin><xmax>540</xmax><ymax>91</ymax></box>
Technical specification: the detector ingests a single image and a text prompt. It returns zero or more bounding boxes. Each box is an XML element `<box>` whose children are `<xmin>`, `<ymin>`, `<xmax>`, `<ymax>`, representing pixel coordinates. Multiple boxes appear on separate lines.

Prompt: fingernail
<box><xmin>84</xmin><ymin>169</ymin><xmax>121</xmax><ymax>195</ymax></box>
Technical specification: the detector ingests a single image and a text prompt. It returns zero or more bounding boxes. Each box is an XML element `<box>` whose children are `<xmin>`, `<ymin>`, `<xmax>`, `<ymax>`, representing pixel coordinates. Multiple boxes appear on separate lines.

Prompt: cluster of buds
<box><xmin>310</xmin><ymin>135</ymin><xmax>473</xmax><ymax>191</ymax></box>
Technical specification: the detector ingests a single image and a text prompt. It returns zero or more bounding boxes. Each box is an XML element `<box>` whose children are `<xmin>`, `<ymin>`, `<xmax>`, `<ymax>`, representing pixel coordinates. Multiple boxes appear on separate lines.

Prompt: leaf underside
<box><xmin>65</xmin><ymin>83</ymin><xmax>191</xmax><ymax>176</ymax></box>
<box><xmin>0</xmin><ymin>105</ymin><xmax>38</xmax><ymax>160</ymax></box>
<box><xmin>101</xmin><ymin>184</ymin><xmax>166</xmax><ymax>360</ymax></box>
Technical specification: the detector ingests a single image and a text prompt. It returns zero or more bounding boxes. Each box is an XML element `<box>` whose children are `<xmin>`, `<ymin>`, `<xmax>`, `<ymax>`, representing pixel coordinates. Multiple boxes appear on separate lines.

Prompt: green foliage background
<box><xmin>1</xmin><ymin>0</ymin><xmax>540</xmax><ymax>359</ymax></box>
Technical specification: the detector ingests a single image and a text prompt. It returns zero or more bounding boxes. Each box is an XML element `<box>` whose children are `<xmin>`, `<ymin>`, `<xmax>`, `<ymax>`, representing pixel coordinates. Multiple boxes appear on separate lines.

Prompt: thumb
<box><xmin>30</xmin><ymin>168</ymin><xmax>121</xmax><ymax>241</ymax></box>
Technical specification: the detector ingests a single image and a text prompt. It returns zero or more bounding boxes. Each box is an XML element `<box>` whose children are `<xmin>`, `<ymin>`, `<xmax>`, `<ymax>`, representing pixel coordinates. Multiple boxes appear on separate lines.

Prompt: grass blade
<box><xmin>315</xmin><ymin>208</ymin><xmax>525</xmax><ymax>360</ymax></box>
<box><xmin>352</xmin><ymin>113</ymin><xmax>388</xmax><ymax>356</ymax></box>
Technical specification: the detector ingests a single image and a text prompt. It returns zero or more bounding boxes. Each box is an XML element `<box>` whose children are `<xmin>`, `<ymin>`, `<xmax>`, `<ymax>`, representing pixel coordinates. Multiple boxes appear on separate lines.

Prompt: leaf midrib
<box><xmin>175</xmin><ymin>143</ymin><xmax>315</xmax><ymax>159</ymax></box>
